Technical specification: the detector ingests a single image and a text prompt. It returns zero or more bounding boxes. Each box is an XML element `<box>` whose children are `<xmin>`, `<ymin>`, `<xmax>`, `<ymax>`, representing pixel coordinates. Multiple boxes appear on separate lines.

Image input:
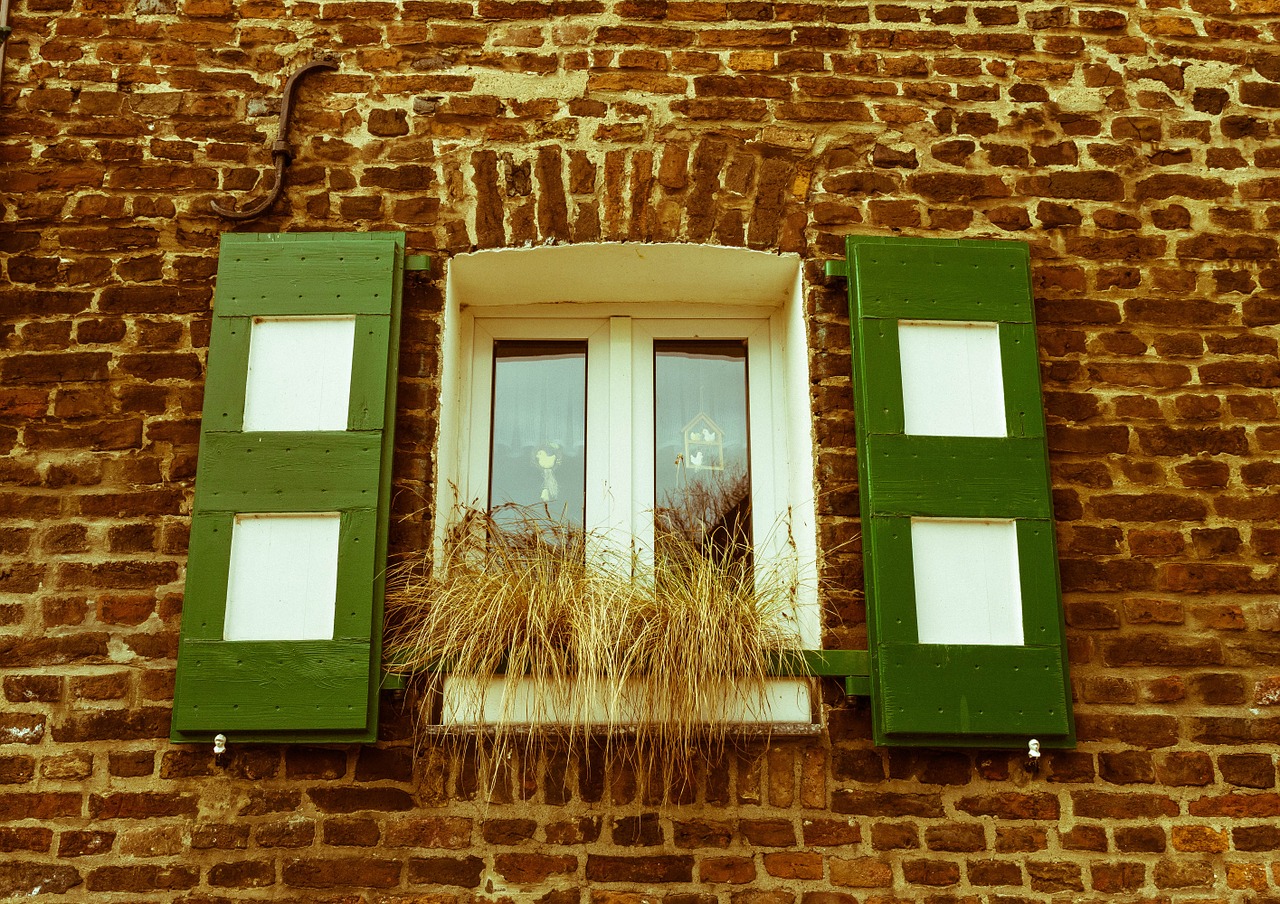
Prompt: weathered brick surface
<box><xmin>4</xmin><ymin>0</ymin><xmax>1280</xmax><ymax>900</ymax></box>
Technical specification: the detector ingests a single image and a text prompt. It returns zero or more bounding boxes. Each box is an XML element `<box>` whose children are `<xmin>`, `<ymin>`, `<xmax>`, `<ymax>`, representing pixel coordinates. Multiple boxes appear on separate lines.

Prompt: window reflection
<box><xmin>489</xmin><ymin>341</ymin><xmax>587</xmax><ymax>532</ymax></box>
<box><xmin>654</xmin><ymin>340</ymin><xmax>751</xmax><ymax>567</ymax></box>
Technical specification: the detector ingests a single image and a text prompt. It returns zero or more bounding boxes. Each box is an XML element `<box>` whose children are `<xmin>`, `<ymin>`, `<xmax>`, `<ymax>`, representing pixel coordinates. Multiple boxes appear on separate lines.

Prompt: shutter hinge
<box><xmin>404</xmin><ymin>254</ymin><xmax>431</xmax><ymax>272</ymax></box>
<box><xmin>824</xmin><ymin>260</ymin><xmax>848</xmax><ymax>279</ymax></box>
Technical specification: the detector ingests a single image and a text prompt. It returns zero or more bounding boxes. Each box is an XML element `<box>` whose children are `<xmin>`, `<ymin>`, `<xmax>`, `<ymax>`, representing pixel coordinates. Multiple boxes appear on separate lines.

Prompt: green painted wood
<box><xmin>864</xmin><ymin>517</ymin><xmax>920</xmax><ymax>645</ymax></box>
<box><xmin>194</xmin><ymin>432</ymin><xmax>382</xmax><ymax>513</ymax></box>
<box><xmin>859</xmin><ymin>318</ymin><xmax>907</xmax><ymax>436</ymax></box>
<box><xmin>843</xmin><ymin>234</ymin><xmax>1075</xmax><ymax>749</ymax></box>
<box><xmin>1016</xmin><ymin>520</ymin><xmax>1065</xmax><ymax>644</ymax></box>
<box><xmin>876</xmin><ymin>643</ymin><xmax>1070</xmax><ymax>737</ymax></box>
<box><xmin>201</xmin><ymin>317</ymin><xmax>252</xmax><ymax>433</ymax></box>
<box><xmin>172</xmin><ymin>640</ymin><xmax>371</xmax><ymax>731</ymax></box>
<box><xmin>348</xmin><ymin>315</ymin><xmax>392</xmax><ymax>431</ymax></box>
<box><xmin>179</xmin><ymin>512</ymin><xmax>236</xmax><ymax>642</ymax></box>
<box><xmin>999</xmin><ymin>322</ymin><xmax>1048</xmax><ymax>439</ymax></box>
<box><xmin>850</xmin><ymin>241</ymin><xmax>1033</xmax><ymax>322</ymax></box>
<box><xmin>214</xmin><ymin>237</ymin><xmax>397</xmax><ymax>317</ymax></box>
<box><xmin>361</xmin><ymin>247</ymin><xmax>405</xmax><ymax>738</ymax></box>
<box><xmin>769</xmin><ymin>649</ymin><xmax>870</xmax><ymax>677</ymax></box>
<box><xmin>864</xmin><ymin>435</ymin><xmax>1052</xmax><ymax>519</ymax></box>
<box><xmin>172</xmin><ymin>232</ymin><xmax>405</xmax><ymax>745</ymax></box>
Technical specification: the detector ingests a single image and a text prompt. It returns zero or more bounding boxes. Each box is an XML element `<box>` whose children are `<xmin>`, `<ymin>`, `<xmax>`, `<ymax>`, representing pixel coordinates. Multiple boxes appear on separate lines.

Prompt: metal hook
<box><xmin>211</xmin><ymin>57</ymin><xmax>339</xmax><ymax>221</ymax></box>
<box><xmin>1026</xmin><ymin>738</ymin><xmax>1041</xmax><ymax>775</ymax></box>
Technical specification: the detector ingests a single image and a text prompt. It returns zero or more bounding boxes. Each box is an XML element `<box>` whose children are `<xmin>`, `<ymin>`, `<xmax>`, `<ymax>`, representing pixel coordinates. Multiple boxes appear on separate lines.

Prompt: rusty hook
<box><xmin>211</xmin><ymin>57</ymin><xmax>339</xmax><ymax>221</ymax></box>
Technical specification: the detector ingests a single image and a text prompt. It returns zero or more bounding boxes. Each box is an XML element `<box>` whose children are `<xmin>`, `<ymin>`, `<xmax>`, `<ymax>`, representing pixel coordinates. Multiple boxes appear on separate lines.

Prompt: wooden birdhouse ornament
<box><xmin>682</xmin><ymin>413</ymin><xmax>725</xmax><ymax>471</ymax></box>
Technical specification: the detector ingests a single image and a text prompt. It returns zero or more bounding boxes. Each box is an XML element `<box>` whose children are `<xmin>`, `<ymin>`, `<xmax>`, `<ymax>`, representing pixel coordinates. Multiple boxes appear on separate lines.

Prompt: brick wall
<box><xmin>3</xmin><ymin>0</ymin><xmax>1280</xmax><ymax>899</ymax></box>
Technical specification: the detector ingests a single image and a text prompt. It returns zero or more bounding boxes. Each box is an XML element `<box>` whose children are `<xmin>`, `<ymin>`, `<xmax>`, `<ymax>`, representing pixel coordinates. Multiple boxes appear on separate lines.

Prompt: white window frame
<box><xmin>434</xmin><ymin>244</ymin><xmax>819</xmax><ymax>727</ymax></box>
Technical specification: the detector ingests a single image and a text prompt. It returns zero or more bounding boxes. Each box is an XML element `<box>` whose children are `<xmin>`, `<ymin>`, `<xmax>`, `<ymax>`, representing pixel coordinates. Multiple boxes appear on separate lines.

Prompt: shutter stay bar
<box><xmin>210</xmin><ymin>57</ymin><xmax>339</xmax><ymax>222</ymax></box>
<box><xmin>381</xmin><ymin>649</ymin><xmax>871</xmax><ymax>697</ymax></box>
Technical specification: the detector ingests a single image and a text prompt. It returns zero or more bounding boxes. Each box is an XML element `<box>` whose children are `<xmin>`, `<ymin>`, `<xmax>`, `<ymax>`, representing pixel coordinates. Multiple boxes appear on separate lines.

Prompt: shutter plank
<box><xmin>194</xmin><ymin>433</ymin><xmax>382</xmax><ymax>512</ymax></box>
<box><xmin>865</xmin><ymin>435</ymin><xmax>1052</xmax><ymax>519</ymax></box>
<box><xmin>877</xmin><ymin>643</ymin><xmax>1069</xmax><ymax>738</ymax></box>
<box><xmin>215</xmin><ymin>242</ymin><xmax>397</xmax><ymax>316</ymax></box>
<box><xmin>173</xmin><ymin>640</ymin><xmax>371</xmax><ymax>731</ymax></box>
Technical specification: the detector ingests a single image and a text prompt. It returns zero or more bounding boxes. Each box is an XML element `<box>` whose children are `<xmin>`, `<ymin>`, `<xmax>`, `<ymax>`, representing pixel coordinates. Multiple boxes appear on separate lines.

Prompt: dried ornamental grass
<box><xmin>384</xmin><ymin>506</ymin><xmax>807</xmax><ymax>794</ymax></box>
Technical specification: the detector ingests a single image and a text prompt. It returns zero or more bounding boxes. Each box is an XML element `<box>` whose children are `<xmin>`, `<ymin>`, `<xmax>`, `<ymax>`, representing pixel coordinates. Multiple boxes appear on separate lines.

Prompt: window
<box><xmin>433</xmin><ymin>244</ymin><xmax>820</xmax><ymax>727</ymax></box>
<box><xmin>172</xmin><ymin>232</ymin><xmax>1073</xmax><ymax>750</ymax></box>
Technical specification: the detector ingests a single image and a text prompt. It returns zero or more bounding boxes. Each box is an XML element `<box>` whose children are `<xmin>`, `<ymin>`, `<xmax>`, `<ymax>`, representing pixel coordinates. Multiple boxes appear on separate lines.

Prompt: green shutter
<box><xmin>171</xmin><ymin>233</ymin><xmax>406</xmax><ymax>744</ymax></box>
<box><xmin>843</xmin><ymin>235</ymin><xmax>1074</xmax><ymax>748</ymax></box>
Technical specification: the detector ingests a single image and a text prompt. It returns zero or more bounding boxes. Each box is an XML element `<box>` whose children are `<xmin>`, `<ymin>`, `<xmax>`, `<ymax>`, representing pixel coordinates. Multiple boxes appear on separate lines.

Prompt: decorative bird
<box><xmin>701</xmin><ymin>428</ymin><xmax>715</xmax><ymax>442</ymax></box>
<box><xmin>689</xmin><ymin>450</ymin><xmax>704</xmax><ymax>469</ymax></box>
<box><xmin>536</xmin><ymin>445</ymin><xmax>560</xmax><ymax>502</ymax></box>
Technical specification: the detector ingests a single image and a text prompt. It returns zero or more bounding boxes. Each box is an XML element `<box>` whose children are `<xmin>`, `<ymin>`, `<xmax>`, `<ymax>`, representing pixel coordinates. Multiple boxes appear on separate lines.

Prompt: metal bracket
<box><xmin>825</xmin><ymin>260</ymin><xmax>848</xmax><ymax>279</ymax></box>
<box><xmin>211</xmin><ymin>57</ymin><xmax>339</xmax><ymax>221</ymax></box>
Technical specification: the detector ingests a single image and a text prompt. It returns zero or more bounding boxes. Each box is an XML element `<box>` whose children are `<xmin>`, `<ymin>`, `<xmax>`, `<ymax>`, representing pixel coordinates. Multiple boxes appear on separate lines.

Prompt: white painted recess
<box><xmin>441</xmin><ymin>676</ymin><xmax>813</xmax><ymax>726</ymax></box>
<box><xmin>911</xmin><ymin>518</ymin><xmax>1024</xmax><ymax>647</ymax></box>
<box><xmin>243</xmin><ymin>317</ymin><xmax>356</xmax><ymax>432</ymax></box>
<box><xmin>898</xmin><ymin>320</ymin><xmax>1006</xmax><ymax>437</ymax></box>
<box><xmin>224</xmin><ymin>513</ymin><xmax>341</xmax><ymax>641</ymax></box>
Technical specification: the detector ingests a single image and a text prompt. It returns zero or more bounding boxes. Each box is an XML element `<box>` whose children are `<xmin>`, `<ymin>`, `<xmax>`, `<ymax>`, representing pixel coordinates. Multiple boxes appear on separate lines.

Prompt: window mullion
<box><xmin>599</xmin><ymin>316</ymin><xmax>634</xmax><ymax>563</ymax></box>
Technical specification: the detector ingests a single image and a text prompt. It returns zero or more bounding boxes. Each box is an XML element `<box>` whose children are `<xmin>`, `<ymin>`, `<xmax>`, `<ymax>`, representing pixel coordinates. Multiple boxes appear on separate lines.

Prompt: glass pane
<box><xmin>489</xmin><ymin>341</ymin><xmax>587</xmax><ymax>531</ymax></box>
<box><xmin>654</xmin><ymin>340</ymin><xmax>751</xmax><ymax>562</ymax></box>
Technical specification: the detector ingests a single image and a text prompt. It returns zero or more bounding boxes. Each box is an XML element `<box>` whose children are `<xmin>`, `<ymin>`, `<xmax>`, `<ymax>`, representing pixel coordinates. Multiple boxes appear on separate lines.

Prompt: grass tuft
<box><xmin>384</xmin><ymin>505</ymin><xmax>807</xmax><ymax>799</ymax></box>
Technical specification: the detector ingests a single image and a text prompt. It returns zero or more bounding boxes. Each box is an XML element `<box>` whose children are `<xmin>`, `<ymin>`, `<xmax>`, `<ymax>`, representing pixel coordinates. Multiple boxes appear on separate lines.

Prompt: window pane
<box><xmin>489</xmin><ymin>341</ymin><xmax>587</xmax><ymax>530</ymax></box>
<box><xmin>654</xmin><ymin>340</ymin><xmax>751</xmax><ymax>557</ymax></box>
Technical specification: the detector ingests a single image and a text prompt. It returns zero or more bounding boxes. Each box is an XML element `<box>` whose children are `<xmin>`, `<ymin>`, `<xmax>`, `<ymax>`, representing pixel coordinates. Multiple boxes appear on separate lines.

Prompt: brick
<box><xmin>903</xmin><ymin>858</ymin><xmax>960</xmax><ymax>886</ymax></box>
<box><xmin>762</xmin><ymin>852</ymin><xmax>821</xmax><ymax>879</ymax></box>
<box><xmin>1092</xmin><ymin>861</ymin><xmax>1145</xmax><ymax>893</ymax></box>
<box><xmin>702</xmin><ymin>855</ymin><xmax>756</xmax><ymax>883</ymax></box>
<box><xmin>586</xmin><ymin>855</ymin><xmax>693</xmax><ymax>882</ymax></box>
<box><xmin>1154</xmin><ymin>858</ymin><xmax>1215</xmax><ymax>889</ymax></box>
<box><xmin>801</xmin><ymin>819</ymin><xmax>858</xmax><ymax>847</ymax></box>
<box><xmin>1234</xmin><ymin>825</ymin><xmax>1280</xmax><ymax>851</ymax></box>
<box><xmin>495</xmin><ymin>853</ymin><xmax>577</xmax><ymax>884</ymax></box>
<box><xmin>1172</xmin><ymin>825</ymin><xmax>1229</xmax><ymax>853</ymax></box>
<box><xmin>88</xmin><ymin>792</ymin><xmax>197</xmax><ymax>819</ymax></box>
<box><xmin>0</xmin><ymin>793</ymin><xmax>82</xmax><ymax>819</ymax></box>
<box><xmin>85</xmin><ymin>865</ymin><xmax>198</xmax><ymax>892</ymax></box>
<box><xmin>830</xmin><ymin>857</ymin><xmax>893</xmax><ymax>888</ymax></box>
<box><xmin>0</xmin><ymin>864</ymin><xmax>82</xmax><ymax>897</ymax></box>
<box><xmin>957</xmin><ymin>793</ymin><xmax>1059</xmax><ymax>820</ymax></box>
<box><xmin>740</xmin><ymin>818</ymin><xmax>794</xmax><ymax>847</ymax></box>
<box><xmin>285</xmin><ymin>857</ymin><xmax>402</xmax><ymax>888</ymax></box>
<box><xmin>307</xmin><ymin>787</ymin><xmax>414</xmax><ymax>813</ymax></box>
<box><xmin>207</xmin><ymin>859</ymin><xmax>275</xmax><ymax>888</ymax></box>
<box><xmin>1116</xmin><ymin>826</ymin><xmax>1167</xmax><ymax>852</ymax></box>
<box><xmin>968</xmin><ymin>859</ymin><xmax>1022</xmax><ymax>886</ymax></box>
